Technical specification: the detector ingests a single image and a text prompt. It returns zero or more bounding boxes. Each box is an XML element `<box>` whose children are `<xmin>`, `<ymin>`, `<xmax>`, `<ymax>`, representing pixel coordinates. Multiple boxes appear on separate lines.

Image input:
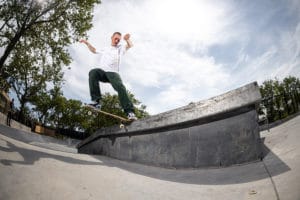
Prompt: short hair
<box><xmin>112</xmin><ymin>32</ymin><xmax>121</xmax><ymax>37</ymax></box>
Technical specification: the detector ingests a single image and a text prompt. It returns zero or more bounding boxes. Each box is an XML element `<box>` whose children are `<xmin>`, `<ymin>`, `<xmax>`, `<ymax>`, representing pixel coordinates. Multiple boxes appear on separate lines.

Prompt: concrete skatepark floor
<box><xmin>0</xmin><ymin>116</ymin><xmax>299</xmax><ymax>200</ymax></box>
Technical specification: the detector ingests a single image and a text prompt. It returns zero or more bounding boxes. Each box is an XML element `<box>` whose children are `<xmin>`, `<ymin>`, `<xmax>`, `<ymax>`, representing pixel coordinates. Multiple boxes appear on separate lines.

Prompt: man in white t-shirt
<box><xmin>80</xmin><ymin>32</ymin><xmax>137</xmax><ymax>120</ymax></box>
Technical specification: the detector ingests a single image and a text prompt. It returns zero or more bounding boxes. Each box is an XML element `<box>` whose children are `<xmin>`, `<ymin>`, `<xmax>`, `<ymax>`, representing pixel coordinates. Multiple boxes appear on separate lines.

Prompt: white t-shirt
<box><xmin>98</xmin><ymin>44</ymin><xmax>127</xmax><ymax>73</ymax></box>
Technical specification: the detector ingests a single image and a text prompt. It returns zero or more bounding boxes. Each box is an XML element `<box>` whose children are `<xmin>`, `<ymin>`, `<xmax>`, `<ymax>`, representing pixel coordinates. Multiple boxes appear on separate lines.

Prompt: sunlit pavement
<box><xmin>0</xmin><ymin>116</ymin><xmax>299</xmax><ymax>200</ymax></box>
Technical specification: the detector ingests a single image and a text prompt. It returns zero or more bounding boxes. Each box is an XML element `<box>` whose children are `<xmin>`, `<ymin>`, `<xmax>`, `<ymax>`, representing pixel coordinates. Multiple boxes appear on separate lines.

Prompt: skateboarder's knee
<box><xmin>115</xmin><ymin>83</ymin><xmax>126</xmax><ymax>91</ymax></box>
<box><xmin>89</xmin><ymin>69</ymin><xmax>97</xmax><ymax>77</ymax></box>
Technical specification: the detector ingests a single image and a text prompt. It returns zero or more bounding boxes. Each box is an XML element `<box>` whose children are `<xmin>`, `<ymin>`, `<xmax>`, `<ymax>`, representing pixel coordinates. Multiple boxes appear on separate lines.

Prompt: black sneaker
<box><xmin>127</xmin><ymin>112</ymin><xmax>137</xmax><ymax>121</ymax></box>
<box><xmin>88</xmin><ymin>101</ymin><xmax>101</xmax><ymax>110</ymax></box>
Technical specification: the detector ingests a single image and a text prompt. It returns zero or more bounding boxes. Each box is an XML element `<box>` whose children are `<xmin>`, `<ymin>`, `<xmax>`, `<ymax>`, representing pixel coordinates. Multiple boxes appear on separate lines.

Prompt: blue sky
<box><xmin>63</xmin><ymin>0</ymin><xmax>300</xmax><ymax>114</ymax></box>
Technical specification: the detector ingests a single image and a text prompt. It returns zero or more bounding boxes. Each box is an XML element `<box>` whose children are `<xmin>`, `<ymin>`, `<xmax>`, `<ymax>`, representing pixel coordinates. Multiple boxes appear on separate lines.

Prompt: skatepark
<box><xmin>0</xmin><ymin>113</ymin><xmax>299</xmax><ymax>200</ymax></box>
<box><xmin>0</xmin><ymin>83</ymin><xmax>300</xmax><ymax>200</ymax></box>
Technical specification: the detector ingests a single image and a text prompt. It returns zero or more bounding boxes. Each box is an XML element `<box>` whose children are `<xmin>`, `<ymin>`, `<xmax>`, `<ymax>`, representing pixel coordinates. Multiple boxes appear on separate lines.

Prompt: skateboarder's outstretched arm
<box><xmin>79</xmin><ymin>39</ymin><xmax>97</xmax><ymax>54</ymax></box>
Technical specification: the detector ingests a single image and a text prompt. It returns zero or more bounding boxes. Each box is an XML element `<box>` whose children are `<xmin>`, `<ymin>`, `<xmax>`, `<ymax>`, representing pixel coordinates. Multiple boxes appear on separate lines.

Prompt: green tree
<box><xmin>31</xmin><ymin>89</ymin><xmax>52</xmax><ymax>124</ymax></box>
<box><xmin>260</xmin><ymin>79</ymin><xmax>276</xmax><ymax>122</ymax></box>
<box><xmin>32</xmin><ymin>90</ymin><xmax>149</xmax><ymax>136</ymax></box>
<box><xmin>273</xmin><ymin>78</ymin><xmax>286</xmax><ymax>120</ymax></box>
<box><xmin>260</xmin><ymin>76</ymin><xmax>300</xmax><ymax>123</ymax></box>
<box><xmin>54</xmin><ymin>98</ymin><xmax>85</xmax><ymax>130</ymax></box>
<box><xmin>7</xmin><ymin>43</ymin><xmax>65</xmax><ymax>122</ymax></box>
<box><xmin>84</xmin><ymin>92</ymin><xmax>149</xmax><ymax>134</ymax></box>
<box><xmin>0</xmin><ymin>0</ymin><xmax>100</xmax><ymax>71</ymax></box>
<box><xmin>32</xmin><ymin>86</ymin><xmax>62</xmax><ymax>125</ymax></box>
<box><xmin>282</xmin><ymin>76</ymin><xmax>300</xmax><ymax>114</ymax></box>
<box><xmin>32</xmin><ymin>86</ymin><xmax>86</xmax><ymax>131</ymax></box>
<box><xmin>0</xmin><ymin>0</ymin><xmax>100</xmax><ymax>121</ymax></box>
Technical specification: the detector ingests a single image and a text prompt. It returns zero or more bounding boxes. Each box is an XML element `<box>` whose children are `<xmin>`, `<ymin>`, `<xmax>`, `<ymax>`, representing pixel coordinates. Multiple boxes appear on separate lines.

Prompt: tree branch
<box><xmin>26</xmin><ymin>1</ymin><xmax>61</xmax><ymax>28</ymax></box>
<box><xmin>0</xmin><ymin>22</ymin><xmax>6</xmax><ymax>32</ymax></box>
<box><xmin>32</xmin><ymin>1</ymin><xmax>74</xmax><ymax>27</ymax></box>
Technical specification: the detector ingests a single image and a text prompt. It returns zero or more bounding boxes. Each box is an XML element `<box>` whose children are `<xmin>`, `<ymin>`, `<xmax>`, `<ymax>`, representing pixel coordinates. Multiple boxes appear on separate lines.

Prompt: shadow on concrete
<box><xmin>0</xmin><ymin>139</ymin><xmax>101</xmax><ymax>166</ymax></box>
<box><xmin>86</xmin><ymin>137</ymin><xmax>290</xmax><ymax>185</ymax></box>
<box><xmin>0</xmin><ymin>128</ymin><xmax>291</xmax><ymax>186</ymax></box>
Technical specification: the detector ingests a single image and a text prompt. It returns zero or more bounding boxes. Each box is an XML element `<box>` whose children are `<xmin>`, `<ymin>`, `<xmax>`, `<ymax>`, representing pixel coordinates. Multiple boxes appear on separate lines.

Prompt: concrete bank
<box><xmin>78</xmin><ymin>82</ymin><xmax>263</xmax><ymax>168</ymax></box>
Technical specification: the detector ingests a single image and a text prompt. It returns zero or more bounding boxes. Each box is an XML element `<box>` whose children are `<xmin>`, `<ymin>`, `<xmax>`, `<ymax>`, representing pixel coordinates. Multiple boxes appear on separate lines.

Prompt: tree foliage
<box><xmin>260</xmin><ymin>76</ymin><xmax>300</xmax><ymax>123</ymax></box>
<box><xmin>0</xmin><ymin>0</ymin><xmax>100</xmax><ymax>70</ymax></box>
<box><xmin>84</xmin><ymin>92</ymin><xmax>149</xmax><ymax>133</ymax></box>
<box><xmin>0</xmin><ymin>0</ymin><xmax>100</xmax><ymax>121</ymax></box>
<box><xmin>31</xmin><ymin>89</ymin><xmax>149</xmax><ymax>136</ymax></box>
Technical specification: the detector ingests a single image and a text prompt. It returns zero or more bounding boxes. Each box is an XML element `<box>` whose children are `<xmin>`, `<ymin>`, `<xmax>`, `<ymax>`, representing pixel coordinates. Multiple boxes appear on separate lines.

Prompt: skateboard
<box><xmin>84</xmin><ymin>104</ymin><xmax>133</xmax><ymax>129</ymax></box>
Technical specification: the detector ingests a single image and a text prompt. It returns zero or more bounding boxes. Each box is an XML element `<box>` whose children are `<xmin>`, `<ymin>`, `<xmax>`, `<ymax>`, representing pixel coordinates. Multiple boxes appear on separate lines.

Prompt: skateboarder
<box><xmin>80</xmin><ymin>32</ymin><xmax>137</xmax><ymax>120</ymax></box>
<box><xmin>6</xmin><ymin>98</ymin><xmax>14</xmax><ymax>126</ymax></box>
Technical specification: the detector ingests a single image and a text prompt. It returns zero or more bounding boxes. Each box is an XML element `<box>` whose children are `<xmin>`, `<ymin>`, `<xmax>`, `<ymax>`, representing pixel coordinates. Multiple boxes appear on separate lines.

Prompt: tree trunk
<box><xmin>0</xmin><ymin>30</ymin><xmax>24</xmax><ymax>72</ymax></box>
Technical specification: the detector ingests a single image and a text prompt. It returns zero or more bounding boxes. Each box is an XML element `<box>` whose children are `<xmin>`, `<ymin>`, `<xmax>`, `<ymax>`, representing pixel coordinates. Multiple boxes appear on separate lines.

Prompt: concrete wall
<box><xmin>0</xmin><ymin>112</ymin><xmax>31</xmax><ymax>133</ymax></box>
<box><xmin>78</xmin><ymin>82</ymin><xmax>263</xmax><ymax>168</ymax></box>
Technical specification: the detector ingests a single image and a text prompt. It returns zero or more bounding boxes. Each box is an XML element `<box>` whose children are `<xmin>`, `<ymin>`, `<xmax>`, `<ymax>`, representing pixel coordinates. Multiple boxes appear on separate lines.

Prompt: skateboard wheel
<box><xmin>120</xmin><ymin>124</ymin><xmax>124</xmax><ymax>129</ymax></box>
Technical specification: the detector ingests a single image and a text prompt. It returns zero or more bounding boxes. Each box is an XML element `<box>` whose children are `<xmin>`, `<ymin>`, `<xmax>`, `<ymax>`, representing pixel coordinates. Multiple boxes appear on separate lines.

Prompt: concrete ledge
<box><xmin>0</xmin><ymin>112</ymin><xmax>31</xmax><ymax>133</ymax></box>
<box><xmin>78</xmin><ymin>82</ymin><xmax>263</xmax><ymax>168</ymax></box>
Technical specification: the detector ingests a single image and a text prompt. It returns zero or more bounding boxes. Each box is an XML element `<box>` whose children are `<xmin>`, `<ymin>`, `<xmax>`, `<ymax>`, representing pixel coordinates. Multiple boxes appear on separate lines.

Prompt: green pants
<box><xmin>89</xmin><ymin>68</ymin><xmax>134</xmax><ymax>114</ymax></box>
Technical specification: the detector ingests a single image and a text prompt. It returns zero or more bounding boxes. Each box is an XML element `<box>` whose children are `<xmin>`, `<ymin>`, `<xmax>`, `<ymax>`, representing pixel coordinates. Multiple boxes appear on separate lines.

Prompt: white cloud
<box><xmin>64</xmin><ymin>0</ymin><xmax>300</xmax><ymax>115</ymax></box>
<box><xmin>273</xmin><ymin>23</ymin><xmax>300</xmax><ymax>78</ymax></box>
<box><xmin>232</xmin><ymin>22</ymin><xmax>300</xmax><ymax>85</ymax></box>
<box><xmin>123</xmin><ymin>40</ymin><xmax>230</xmax><ymax>113</ymax></box>
<box><xmin>143</xmin><ymin>0</ymin><xmax>232</xmax><ymax>45</ymax></box>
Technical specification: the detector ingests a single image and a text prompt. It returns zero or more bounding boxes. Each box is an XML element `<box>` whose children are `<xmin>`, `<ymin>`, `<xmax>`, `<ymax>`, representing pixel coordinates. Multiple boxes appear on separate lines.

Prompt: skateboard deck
<box><xmin>84</xmin><ymin>104</ymin><xmax>133</xmax><ymax>128</ymax></box>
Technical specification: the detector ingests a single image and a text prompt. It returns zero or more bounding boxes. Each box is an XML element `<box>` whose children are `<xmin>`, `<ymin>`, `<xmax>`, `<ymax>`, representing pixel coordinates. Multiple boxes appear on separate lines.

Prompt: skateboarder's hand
<box><xmin>79</xmin><ymin>39</ymin><xmax>88</xmax><ymax>44</ymax></box>
<box><xmin>123</xmin><ymin>33</ymin><xmax>131</xmax><ymax>41</ymax></box>
<box><xmin>80</xmin><ymin>39</ymin><xmax>97</xmax><ymax>54</ymax></box>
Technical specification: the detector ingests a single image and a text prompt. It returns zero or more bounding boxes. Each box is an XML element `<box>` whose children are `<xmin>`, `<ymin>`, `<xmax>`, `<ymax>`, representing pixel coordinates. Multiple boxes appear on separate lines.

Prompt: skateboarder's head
<box><xmin>111</xmin><ymin>32</ymin><xmax>122</xmax><ymax>46</ymax></box>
